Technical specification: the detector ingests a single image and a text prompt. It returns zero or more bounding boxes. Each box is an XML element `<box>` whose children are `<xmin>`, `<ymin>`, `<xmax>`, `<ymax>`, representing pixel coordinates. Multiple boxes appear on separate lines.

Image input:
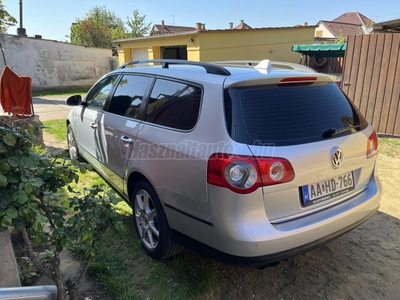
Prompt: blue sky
<box><xmin>3</xmin><ymin>0</ymin><xmax>400</xmax><ymax>41</ymax></box>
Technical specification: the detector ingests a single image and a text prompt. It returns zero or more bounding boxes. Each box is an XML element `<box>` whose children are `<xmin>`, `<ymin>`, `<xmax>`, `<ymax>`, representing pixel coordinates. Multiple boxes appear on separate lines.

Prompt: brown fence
<box><xmin>341</xmin><ymin>33</ymin><xmax>400</xmax><ymax>136</ymax></box>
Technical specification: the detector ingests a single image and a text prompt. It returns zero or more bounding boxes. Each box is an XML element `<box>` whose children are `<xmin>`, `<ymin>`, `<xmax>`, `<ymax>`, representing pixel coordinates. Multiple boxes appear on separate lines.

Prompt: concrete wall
<box><xmin>0</xmin><ymin>34</ymin><xmax>112</xmax><ymax>91</ymax></box>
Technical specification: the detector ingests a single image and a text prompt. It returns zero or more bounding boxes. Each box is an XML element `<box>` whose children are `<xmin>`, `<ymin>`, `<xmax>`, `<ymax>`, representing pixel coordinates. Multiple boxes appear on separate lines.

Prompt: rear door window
<box><xmin>145</xmin><ymin>79</ymin><xmax>202</xmax><ymax>130</ymax></box>
<box><xmin>224</xmin><ymin>82</ymin><xmax>368</xmax><ymax>146</ymax></box>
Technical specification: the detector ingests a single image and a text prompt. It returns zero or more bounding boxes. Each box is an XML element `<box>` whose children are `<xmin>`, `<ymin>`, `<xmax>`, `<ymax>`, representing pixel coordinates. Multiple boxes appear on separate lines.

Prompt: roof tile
<box><xmin>151</xmin><ymin>24</ymin><xmax>197</xmax><ymax>36</ymax></box>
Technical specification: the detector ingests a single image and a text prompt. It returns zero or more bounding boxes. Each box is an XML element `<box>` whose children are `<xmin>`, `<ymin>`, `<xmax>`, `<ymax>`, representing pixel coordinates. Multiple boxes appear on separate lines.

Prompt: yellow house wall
<box><xmin>198</xmin><ymin>27</ymin><xmax>315</xmax><ymax>63</ymax></box>
<box><xmin>117</xmin><ymin>48</ymin><xmax>131</xmax><ymax>66</ymax></box>
<box><xmin>116</xmin><ymin>34</ymin><xmax>199</xmax><ymax>65</ymax></box>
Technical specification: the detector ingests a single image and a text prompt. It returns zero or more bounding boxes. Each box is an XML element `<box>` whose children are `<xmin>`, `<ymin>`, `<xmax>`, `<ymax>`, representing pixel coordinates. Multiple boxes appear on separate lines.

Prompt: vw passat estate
<box><xmin>66</xmin><ymin>59</ymin><xmax>381</xmax><ymax>267</ymax></box>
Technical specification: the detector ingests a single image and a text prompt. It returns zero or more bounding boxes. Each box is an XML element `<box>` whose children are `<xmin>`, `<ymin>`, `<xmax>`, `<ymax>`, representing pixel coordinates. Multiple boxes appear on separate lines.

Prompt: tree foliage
<box><xmin>126</xmin><ymin>9</ymin><xmax>152</xmax><ymax>38</ymax></box>
<box><xmin>70</xmin><ymin>5</ymin><xmax>126</xmax><ymax>49</ymax></box>
<box><xmin>70</xmin><ymin>6</ymin><xmax>151</xmax><ymax>50</ymax></box>
<box><xmin>0</xmin><ymin>0</ymin><xmax>17</xmax><ymax>34</ymax></box>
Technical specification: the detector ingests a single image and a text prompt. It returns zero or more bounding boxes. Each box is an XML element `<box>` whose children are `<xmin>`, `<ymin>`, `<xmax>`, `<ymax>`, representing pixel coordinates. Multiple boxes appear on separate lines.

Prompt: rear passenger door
<box><xmin>99</xmin><ymin>74</ymin><xmax>153</xmax><ymax>192</ymax></box>
<box><xmin>130</xmin><ymin>78</ymin><xmax>205</xmax><ymax>203</ymax></box>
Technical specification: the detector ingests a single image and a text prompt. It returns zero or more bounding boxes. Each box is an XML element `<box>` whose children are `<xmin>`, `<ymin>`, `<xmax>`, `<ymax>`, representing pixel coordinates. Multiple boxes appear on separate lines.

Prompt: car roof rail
<box><xmin>118</xmin><ymin>59</ymin><xmax>231</xmax><ymax>76</ymax></box>
<box><xmin>212</xmin><ymin>60</ymin><xmax>317</xmax><ymax>73</ymax></box>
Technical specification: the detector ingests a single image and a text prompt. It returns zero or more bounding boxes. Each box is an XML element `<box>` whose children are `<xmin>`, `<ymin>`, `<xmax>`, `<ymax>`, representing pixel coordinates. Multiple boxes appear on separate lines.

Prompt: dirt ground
<box><xmin>41</xmin><ymin>133</ymin><xmax>400</xmax><ymax>300</ymax></box>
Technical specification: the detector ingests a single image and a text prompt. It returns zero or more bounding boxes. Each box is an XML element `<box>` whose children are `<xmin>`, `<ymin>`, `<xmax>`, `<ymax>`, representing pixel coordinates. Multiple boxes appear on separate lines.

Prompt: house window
<box><xmin>161</xmin><ymin>46</ymin><xmax>188</xmax><ymax>60</ymax></box>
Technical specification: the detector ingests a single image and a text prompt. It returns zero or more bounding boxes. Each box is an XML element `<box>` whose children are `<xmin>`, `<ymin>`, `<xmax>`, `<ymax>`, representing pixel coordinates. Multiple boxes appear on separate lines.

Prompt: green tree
<box><xmin>335</xmin><ymin>29</ymin><xmax>345</xmax><ymax>44</ymax></box>
<box><xmin>0</xmin><ymin>0</ymin><xmax>17</xmax><ymax>34</ymax></box>
<box><xmin>70</xmin><ymin>5</ymin><xmax>126</xmax><ymax>49</ymax></box>
<box><xmin>126</xmin><ymin>9</ymin><xmax>152</xmax><ymax>38</ymax></box>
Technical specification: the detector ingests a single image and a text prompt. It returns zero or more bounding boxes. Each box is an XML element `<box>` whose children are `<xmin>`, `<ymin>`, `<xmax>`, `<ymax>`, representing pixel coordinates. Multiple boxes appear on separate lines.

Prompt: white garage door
<box><xmin>131</xmin><ymin>48</ymin><xmax>148</xmax><ymax>61</ymax></box>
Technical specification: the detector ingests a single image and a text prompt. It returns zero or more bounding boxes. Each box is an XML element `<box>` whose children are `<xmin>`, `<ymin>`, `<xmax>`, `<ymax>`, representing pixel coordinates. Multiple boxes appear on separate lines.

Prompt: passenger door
<box><xmin>75</xmin><ymin>75</ymin><xmax>119</xmax><ymax>162</ymax></box>
<box><xmin>99</xmin><ymin>74</ymin><xmax>153</xmax><ymax>192</ymax></box>
<box><xmin>129</xmin><ymin>79</ymin><xmax>206</xmax><ymax>209</ymax></box>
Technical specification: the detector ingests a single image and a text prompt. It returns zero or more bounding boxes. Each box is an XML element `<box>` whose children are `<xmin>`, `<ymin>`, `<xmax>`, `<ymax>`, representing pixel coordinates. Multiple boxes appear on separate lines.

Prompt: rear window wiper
<box><xmin>322</xmin><ymin>125</ymin><xmax>362</xmax><ymax>139</ymax></box>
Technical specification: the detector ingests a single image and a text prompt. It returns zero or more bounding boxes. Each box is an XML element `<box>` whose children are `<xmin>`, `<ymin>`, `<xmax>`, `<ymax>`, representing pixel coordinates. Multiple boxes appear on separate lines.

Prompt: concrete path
<box><xmin>32</xmin><ymin>95</ymin><xmax>74</xmax><ymax>122</ymax></box>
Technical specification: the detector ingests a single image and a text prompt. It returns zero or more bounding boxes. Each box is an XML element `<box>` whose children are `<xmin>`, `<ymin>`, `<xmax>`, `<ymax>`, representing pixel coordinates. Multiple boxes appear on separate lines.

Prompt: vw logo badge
<box><xmin>331</xmin><ymin>148</ymin><xmax>343</xmax><ymax>168</ymax></box>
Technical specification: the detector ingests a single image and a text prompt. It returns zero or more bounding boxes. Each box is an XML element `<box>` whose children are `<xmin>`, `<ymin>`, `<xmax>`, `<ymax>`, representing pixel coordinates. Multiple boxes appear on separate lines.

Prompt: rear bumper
<box><xmin>167</xmin><ymin>173</ymin><xmax>381</xmax><ymax>265</ymax></box>
<box><xmin>172</xmin><ymin>207</ymin><xmax>378</xmax><ymax>267</ymax></box>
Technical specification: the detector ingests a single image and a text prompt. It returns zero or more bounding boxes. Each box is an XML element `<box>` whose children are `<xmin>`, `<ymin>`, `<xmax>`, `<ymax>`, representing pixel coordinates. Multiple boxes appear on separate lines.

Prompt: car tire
<box><xmin>67</xmin><ymin>124</ymin><xmax>79</xmax><ymax>160</ymax></box>
<box><xmin>131</xmin><ymin>181</ymin><xmax>182</xmax><ymax>259</ymax></box>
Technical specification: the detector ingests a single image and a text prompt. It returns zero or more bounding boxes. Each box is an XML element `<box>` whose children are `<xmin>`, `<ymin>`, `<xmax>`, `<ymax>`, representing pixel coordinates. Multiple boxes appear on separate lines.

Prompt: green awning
<box><xmin>291</xmin><ymin>43</ymin><xmax>346</xmax><ymax>58</ymax></box>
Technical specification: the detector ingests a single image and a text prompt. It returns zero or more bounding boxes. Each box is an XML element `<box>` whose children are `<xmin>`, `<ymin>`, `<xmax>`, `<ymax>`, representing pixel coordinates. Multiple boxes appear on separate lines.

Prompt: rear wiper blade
<box><xmin>322</xmin><ymin>125</ymin><xmax>361</xmax><ymax>138</ymax></box>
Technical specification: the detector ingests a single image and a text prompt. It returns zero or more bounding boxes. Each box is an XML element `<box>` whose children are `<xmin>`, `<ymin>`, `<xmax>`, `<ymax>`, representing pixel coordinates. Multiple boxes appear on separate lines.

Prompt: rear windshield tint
<box><xmin>224</xmin><ymin>82</ymin><xmax>368</xmax><ymax>146</ymax></box>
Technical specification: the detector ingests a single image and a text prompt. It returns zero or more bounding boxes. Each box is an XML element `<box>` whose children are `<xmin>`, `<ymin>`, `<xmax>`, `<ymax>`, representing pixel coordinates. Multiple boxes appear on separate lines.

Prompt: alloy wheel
<box><xmin>134</xmin><ymin>189</ymin><xmax>160</xmax><ymax>249</ymax></box>
<box><xmin>67</xmin><ymin>128</ymin><xmax>78</xmax><ymax>159</ymax></box>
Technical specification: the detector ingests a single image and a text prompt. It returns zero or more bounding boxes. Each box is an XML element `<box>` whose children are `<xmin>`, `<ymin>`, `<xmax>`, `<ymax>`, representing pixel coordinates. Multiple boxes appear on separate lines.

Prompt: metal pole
<box><xmin>0</xmin><ymin>285</ymin><xmax>58</xmax><ymax>300</ymax></box>
<box><xmin>19</xmin><ymin>0</ymin><xmax>23</xmax><ymax>28</ymax></box>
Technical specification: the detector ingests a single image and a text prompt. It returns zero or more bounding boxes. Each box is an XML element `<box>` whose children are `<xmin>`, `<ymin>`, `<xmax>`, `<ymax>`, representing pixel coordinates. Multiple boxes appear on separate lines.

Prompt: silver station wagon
<box><xmin>66</xmin><ymin>59</ymin><xmax>382</xmax><ymax>267</ymax></box>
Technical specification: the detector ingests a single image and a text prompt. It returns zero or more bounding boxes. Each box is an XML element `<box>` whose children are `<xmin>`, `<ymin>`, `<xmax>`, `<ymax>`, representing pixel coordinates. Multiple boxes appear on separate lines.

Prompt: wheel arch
<box><xmin>127</xmin><ymin>171</ymin><xmax>153</xmax><ymax>203</ymax></box>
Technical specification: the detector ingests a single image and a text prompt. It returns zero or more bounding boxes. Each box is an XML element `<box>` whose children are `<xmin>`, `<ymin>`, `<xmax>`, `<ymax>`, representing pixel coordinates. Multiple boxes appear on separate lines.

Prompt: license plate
<box><xmin>301</xmin><ymin>172</ymin><xmax>355</xmax><ymax>207</ymax></box>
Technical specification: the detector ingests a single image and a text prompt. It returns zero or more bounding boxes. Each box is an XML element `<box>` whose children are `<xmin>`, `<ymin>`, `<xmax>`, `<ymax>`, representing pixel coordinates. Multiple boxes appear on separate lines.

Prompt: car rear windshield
<box><xmin>224</xmin><ymin>82</ymin><xmax>368</xmax><ymax>146</ymax></box>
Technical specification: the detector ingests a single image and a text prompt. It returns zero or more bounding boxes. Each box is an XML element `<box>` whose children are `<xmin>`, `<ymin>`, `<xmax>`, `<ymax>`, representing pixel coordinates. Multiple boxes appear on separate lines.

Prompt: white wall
<box><xmin>315</xmin><ymin>23</ymin><xmax>336</xmax><ymax>39</ymax></box>
<box><xmin>0</xmin><ymin>34</ymin><xmax>112</xmax><ymax>91</ymax></box>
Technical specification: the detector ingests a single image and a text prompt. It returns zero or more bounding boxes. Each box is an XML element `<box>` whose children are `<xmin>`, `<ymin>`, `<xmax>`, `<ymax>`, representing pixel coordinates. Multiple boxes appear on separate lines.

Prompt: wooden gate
<box><xmin>341</xmin><ymin>33</ymin><xmax>400</xmax><ymax>136</ymax></box>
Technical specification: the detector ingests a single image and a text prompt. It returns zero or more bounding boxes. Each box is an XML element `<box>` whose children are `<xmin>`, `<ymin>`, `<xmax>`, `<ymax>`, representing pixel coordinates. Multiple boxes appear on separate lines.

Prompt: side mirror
<box><xmin>66</xmin><ymin>95</ymin><xmax>82</xmax><ymax>106</ymax></box>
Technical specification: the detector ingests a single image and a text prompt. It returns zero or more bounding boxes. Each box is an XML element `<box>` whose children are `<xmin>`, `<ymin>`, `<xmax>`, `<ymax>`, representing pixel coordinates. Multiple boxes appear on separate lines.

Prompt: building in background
<box><xmin>114</xmin><ymin>20</ymin><xmax>316</xmax><ymax>65</ymax></box>
<box><xmin>314</xmin><ymin>12</ymin><xmax>374</xmax><ymax>43</ymax></box>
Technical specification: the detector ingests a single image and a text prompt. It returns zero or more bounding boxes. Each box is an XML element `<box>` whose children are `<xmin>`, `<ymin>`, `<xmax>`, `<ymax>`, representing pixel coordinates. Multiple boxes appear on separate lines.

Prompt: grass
<box><xmin>42</xmin><ymin>119</ymin><xmax>67</xmax><ymax>142</ymax></box>
<box><xmin>89</xmin><ymin>220</ymin><xmax>221</xmax><ymax>300</ymax></box>
<box><xmin>378</xmin><ymin>137</ymin><xmax>400</xmax><ymax>157</ymax></box>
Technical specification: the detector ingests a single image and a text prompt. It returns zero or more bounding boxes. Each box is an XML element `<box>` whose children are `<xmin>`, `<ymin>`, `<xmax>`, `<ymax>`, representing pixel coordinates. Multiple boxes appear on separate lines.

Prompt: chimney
<box><xmin>229</xmin><ymin>22</ymin><xmax>233</xmax><ymax>29</ymax></box>
<box><xmin>17</xmin><ymin>28</ymin><xmax>27</xmax><ymax>37</ymax></box>
<box><xmin>201</xmin><ymin>23</ymin><xmax>206</xmax><ymax>30</ymax></box>
<box><xmin>161</xmin><ymin>20</ymin><xmax>165</xmax><ymax>27</ymax></box>
<box><xmin>196</xmin><ymin>22</ymin><xmax>202</xmax><ymax>30</ymax></box>
<box><xmin>240</xmin><ymin>20</ymin><xmax>244</xmax><ymax>26</ymax></box>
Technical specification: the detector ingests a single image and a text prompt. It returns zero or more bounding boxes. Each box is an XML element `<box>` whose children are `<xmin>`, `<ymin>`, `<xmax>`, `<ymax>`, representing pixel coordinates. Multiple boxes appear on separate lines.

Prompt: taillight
<box><xmin>207</xmin><ymin>154</ymin><xmax>295</xmax><ymax>194</ymax></box>
<box><xmin>367</xmin><ymin>130</ymin><xmax>378</xmax><ymax>158</ymax></box>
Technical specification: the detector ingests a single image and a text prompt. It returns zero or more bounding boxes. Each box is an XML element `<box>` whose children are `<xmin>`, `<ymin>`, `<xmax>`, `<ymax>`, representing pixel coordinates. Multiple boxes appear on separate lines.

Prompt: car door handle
<box><xmin>120</xmin><ymin>136</ymin><xmax>134</xmax><ymax>144</ymax></box>
<box><xmin>90</xmin><ymin>123</ymin><xmax>98</xmax><ymax>129</ymax></box>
